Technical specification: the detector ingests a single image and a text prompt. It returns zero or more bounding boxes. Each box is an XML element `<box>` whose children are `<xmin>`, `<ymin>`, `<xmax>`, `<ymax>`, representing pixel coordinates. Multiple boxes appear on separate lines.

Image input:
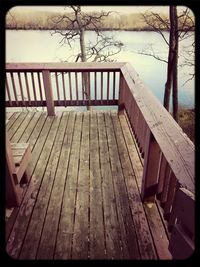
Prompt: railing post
<box><xmin>42</xmin><ymin>70</ymin><xmax>55</xmax><ymax>116</ymax></box>
<box><xmin>118</xmin><ymin>72</ymin><xmax>125</xmax><ymax>114</ymax></box>
<box><xmin>141</xmin><ymin>129</ymin><xmax>160</xmax><ymax>202</ymax></box>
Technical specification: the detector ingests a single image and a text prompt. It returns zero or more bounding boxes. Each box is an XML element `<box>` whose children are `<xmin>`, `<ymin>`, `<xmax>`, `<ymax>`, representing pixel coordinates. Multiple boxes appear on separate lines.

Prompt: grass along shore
<box><xmin>6</xmin><ymin>10</ymin><xmax>194</xmax><ymax>31</ymax></box>
<box><xmin>178</xmin><ymin>108</ymin><xmax>195</xmax><ymax>144</ymax></box>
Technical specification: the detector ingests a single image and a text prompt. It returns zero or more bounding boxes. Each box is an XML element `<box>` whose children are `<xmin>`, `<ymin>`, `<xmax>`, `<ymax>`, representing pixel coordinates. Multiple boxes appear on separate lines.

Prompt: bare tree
<box><xmin>138</xmin><ymin>7</ymin><xmax>194</xmax><ymax>121</ymax></box>
<box><xmin>49</xmin><ymin>5</ymin><xmax>123</xmax><ymax>110</ymax></box>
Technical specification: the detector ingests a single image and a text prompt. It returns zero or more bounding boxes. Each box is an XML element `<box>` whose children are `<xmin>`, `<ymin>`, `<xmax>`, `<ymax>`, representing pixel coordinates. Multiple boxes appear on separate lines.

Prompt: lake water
<box><xmin>6</xmin><ymin>30</ymin><xmax>195</xmax><ymax>108</ymax></box>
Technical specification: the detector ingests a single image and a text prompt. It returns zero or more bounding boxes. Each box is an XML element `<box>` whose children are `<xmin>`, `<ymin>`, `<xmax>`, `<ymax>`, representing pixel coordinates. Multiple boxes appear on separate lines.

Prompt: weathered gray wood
<box><xmin>61</xmin><ymin>72</ymin><xmax>67</xmax><ymax>106</ymax></box>
<box><xmin>6</xmin><ymin>75</ymin><xmax>12</xmax><ymax>106</ymax></box>
<box><xmin>119</xmin><ymin>114</ymin><xmax>171</xmax><ymax>259</ymax></box>
<box><xmin>119</xmin><ymin>114</ymin><xmax>143</xmax><ymax>189</ymax></box>
<box><xmin>42</xmin><ymin>70</ymin><xmax>55</xmax><ymax>116</ymax></box>
<box><xmin>5</xmin><ymin>112</ymin><xmax>43</xmax><ymax>240</ymax></box>
<box><xmin>6</xmin><ymin>112</ymin><xmax>20</xmax><ymax>131</ymax></box>
<box><xmin>6</xmin><ymin>114</ymin><xmax>57</xmax><ymax>259</ymax></box>
<box><xmin>97</xmin><ymin>112</ymin><xmax>123</xmax><ymax>259</ymax></box>
<box><xmin>94</xmin><ymin>72</ymin><xmax>97</xmax><ymax>103</ymax></box>
<box><xmin>105</xmin><ymin>113</ymin><xmax>140</xmax><ymax>259</ymax></box>
<box><xmin>163</xmin><ymin>172</ymin><xmax>177</xmax><ymax>219</ymax></box>
<box><xmin>37</xmin><ymin>72</ymin><xmax>43</xmax><ymax>105</ymax></box>
<box><xmin>19</xmin><ymin>112</ymin><xmax>69</xmax><ymax>259</ymax></box>
<box><xmin>6</xmin><ymin>99</ymin><xmax>118</xmax><ymax>107</ymax></box>
<box><xmin>118</xmin><ymin>73</ymin><xmax>125</xmax><ymax>114</ymax></box>
<box><xmin>144</xmin><ymin>203</ymin><xmax>172</xmax><ymax>259</ymax></box>
<box><xmin>161</xmin><ymin>165</ymin><xmax>171</xmax><ymax>205</ymax></box>
<box><xmin>31</xmin><ymin>72</ymin><xmax>37</xmax><ymax>105</ymax></box>
<box><xmin>112</xmin><ymin>113</ymin><xmax>157</xmax><ymax>259</ymax></box>
<box><xmin>55</xmin><ymin>72</ymin><xmax>60</xmax><ymax>105</ymax></box>
<box><xmin>72</xmin><ymin>112</ymin><xmax>89</xmax><ymax>259</ymax></box>
<box><xmin>18</xmin><ymin>112</ymin><xmax>42</xmax><ymax>143</ymax></box>
<box><xmin>89</xmin><ymin>112</ymin><xmax>105</xmax><ymax>259</ymax></box>
<box><xmin>10</xmin><ymin>112</ymin><xmax>35</xmax><ymax>142</ymax></box>
<box><xmin>10</xmin><ymin>72</ymin><xmax>18</xmax><ymax>104</ymax></box>
<box><xmin>24</xmin><ymin>72</ymin><xmax>31</xmax><ymax>105</ymax></box>
<box><xmin>141</xmin><ymin>129</ymin><xmax>160</xmax><ymax>202</ymax></box>
<box><xmin>68</xmin><ymin>72</ymin><xmax>72</xmax><ymax>105</ymax></box>
<box><xmin>107</xmin><ymin>72</ymin><xmax>110</xmax><ymax>104</ymax></box>
<box><xmin>121</xmin><ymin>63</ymin><xmax>194</xmax><ymax>194</ymax></box>
<box><xmin>17</xmin><ymin>73</ymin><xmax>25</xmax><ymax>105</ymax></box>
<box><xmin>6</xmin><ymin>62</ymin><xmax>125</xmax><ymax>72</ymax></box>
<box><xmin>8</xmin><ymin>112</ymin><xmax>28</xmax><ymax>140</ymax></box>
<box><xmin>75</xmin><ymin>72</ymin><xmax>79</xmax><ymax>105</ymax></box>
<box><xmin>54</xmin><ymin>113</ymin><xmax>82</xmax><ymax>259</ymax></box>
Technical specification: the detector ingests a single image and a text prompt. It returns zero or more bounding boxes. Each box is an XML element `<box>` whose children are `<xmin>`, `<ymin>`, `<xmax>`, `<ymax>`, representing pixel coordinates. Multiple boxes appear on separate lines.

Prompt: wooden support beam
<box><xmin>42</xmin><ymin>70</ymin><xmax>55</xmax><ymax>116</ymax></box>
<box><xmin>118</xmin><ymin>73</ymin><xmax>125</xmax><ymax>114</ymax></box>
<box><xmin>141</xmin><ymin>129</ymin><xmax>160</xmax><ymax>202</ymax></box>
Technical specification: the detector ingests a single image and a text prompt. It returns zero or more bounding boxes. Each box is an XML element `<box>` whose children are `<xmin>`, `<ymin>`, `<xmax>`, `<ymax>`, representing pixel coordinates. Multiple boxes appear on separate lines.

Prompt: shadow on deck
<box><xmin>6</xmin><ymin>110</ymin><xmax>171</xmax><ymax>260</ymax></box>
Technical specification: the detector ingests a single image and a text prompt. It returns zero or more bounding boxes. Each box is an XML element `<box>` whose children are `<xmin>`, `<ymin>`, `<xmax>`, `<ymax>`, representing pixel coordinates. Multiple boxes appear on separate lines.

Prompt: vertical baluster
<box><xmin>37</xmin><ymin>72</ymin><xmax>43</xmax><ymax>106</ymax></box>
<box><xmin>160</xmin><ymin>165</ymin><xmax>171</xmax><ymax>206</ymax></box>
<box><xmin>17</xmin><ymin>72</ymin><xmax>25</xmax><ymax>106</ymax></box>
<box><xmin>55</xmin><ymin>72</ymin><xmax>60</xmax><ymax>105</ymax></box>
<box><xmin>81</xmin><ymin>72</ymin><xmax>85</xmax><ymax>105</ymax></box>
<box><xmin>141</xmin><ymin>129</ymin><xmax>160</xmax><ymax>202</ymax></box>
<box><xmin>10</xmin><ymin>72</ymin><xmax>18</xmax><ymax>105</ymax></box>
<box><xmin>118</xmin><ymin>72</ymin><xmax>125</xmax><ymax>114</ymax></box>
<box><xmin>113</xmin><ymin>71</ymin><xmax>116</xmax><ymax>100</ymax></box>
<box><xmin>25</xmin><ymin>72</ymin><xmax>31</xmax><ymax>106</ymax></box>
<box><xmin>88</xmin><ymin>72</ymin><xmax>91</xmax><ymax>106</ymax></box>
<box><xmin>101</xmin><ymin>72</ymin><xmax>103</xmax><ymax>104</ymax></box>
<box><xmin>107</xmin><ymin>72</ymin><xmax>110</xmax><ymax>104</ymax></box>
<box><xmin>94</xmin><ymin>72</ymin><xmax>97</xmax><ymax>105</ymax></box>
<box><xmin>75</xmin><ymin>72</ymin><xmax>78</xmax><ymax>105</ymax></box>
<box><xmin>163</xmin><ymin>172</ymin><xmax>177</xmax><ymax>220</ymax></box>
<box><xmin>62</xmin><ymin>72</ymin><xmax>67</xmax><ymax>107</ymax></box>
<box><xmin>6</xmin><ymin>75</ymin><xmax>12</xmax><ymax>106</ymax></box>
<box><xmin>157</xmin><ymin>155</ymin><xmax>167</xmax><ymax>198</ymax></box>
<box><xmin>31</xmin><ymin>72</ymin><xmax>37</xmax><ymax>106</ymax></box>
<box><xmin>68</xmin><ymin>72</ymin><xmax>72</xmax><ymax>105</ymax></box>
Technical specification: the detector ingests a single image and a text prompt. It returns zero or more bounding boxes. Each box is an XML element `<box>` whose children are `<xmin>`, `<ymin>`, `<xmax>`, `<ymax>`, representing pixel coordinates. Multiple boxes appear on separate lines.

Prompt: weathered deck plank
<box><xmin>54</xmin><ymin>113</ymin><xmax>83</xmax><ymax>259</ymax></box>
<box><xmin>89</xmin><ymin>112</ymin><xmax>105</xmax><ymax>259</ymax></box>
<box><xmin>105</xmin><ymin>112</ymin><xmax>140</xmax><ymax>259</ymax></box>
<box><xmin>72</xmin><ymin>112</ymin><xmax>90</xmax><ymax>259</ymax></box>
<box><xmin>112</xmin><ymin>113</ymin><xmax>157</xmax><ymax>259</ymax></box>
<box><xmin>19</xmin><ymin>112</ymin><xmax>68</xmax><ymax>259</ymax></box>
<box><xmin>6</xmin><ymin>114</ymin><xmax>58</xmax><ymax>259</ymax></box>
<box><xmin>6</xmin><ymin>110</ymin><xmax>171</xmax><ymax>260</ymax></box>
<box><xmin>97</xmin><ymin>112</ymin><xmax>123</xmax><ymax>259</ymax></box>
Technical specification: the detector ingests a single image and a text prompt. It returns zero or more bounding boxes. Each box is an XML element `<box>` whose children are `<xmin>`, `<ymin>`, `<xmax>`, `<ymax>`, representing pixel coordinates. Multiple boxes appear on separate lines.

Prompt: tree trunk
<box><xmin>163</xmin><ymin>6</ymin><xmax>176</xmax><ymax>111</ymax></box>
<box><xmin>172</xmin><ymin>6</ymin><xmax>178</xmax><ymax>122</ymax></box>
<box><xmin>80</xmin><ymin>28</ymin><xmax>91</xmax><ymax>110</ymax></box>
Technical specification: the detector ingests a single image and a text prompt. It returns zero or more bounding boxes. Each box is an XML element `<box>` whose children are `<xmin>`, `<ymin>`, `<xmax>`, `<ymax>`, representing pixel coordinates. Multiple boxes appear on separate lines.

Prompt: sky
<box><xmin>10</xmin><ymin>5</ymin><xmax>190</xmax><ymax>15</ymax></box>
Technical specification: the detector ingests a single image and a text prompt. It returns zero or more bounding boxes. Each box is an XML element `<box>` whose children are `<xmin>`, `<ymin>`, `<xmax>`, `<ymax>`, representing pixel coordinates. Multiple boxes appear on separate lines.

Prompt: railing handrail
<box><xmin>120</xmin><ymin>62</ymin><xmax>194</xmax><ymax>194</ymax></box>
<box><xmin>6</xmin><ymin>62</ymin><xmax>125</xmax><ymax>72</ymax></box>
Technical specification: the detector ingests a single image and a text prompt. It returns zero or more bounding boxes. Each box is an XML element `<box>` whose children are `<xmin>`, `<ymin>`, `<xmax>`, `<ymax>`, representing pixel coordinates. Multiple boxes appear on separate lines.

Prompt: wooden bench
<box><xmin>6</xmin><ymin>135</ymin><xmax>31</xmax><ymax>208</ymax></box>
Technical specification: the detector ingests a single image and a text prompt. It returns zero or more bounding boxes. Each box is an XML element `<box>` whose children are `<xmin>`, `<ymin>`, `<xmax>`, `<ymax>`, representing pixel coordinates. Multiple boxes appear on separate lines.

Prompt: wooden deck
<box><xmin>5</xmin><ymin>110</ymin><xmax>172</xmax><ymax>260</ymax></box>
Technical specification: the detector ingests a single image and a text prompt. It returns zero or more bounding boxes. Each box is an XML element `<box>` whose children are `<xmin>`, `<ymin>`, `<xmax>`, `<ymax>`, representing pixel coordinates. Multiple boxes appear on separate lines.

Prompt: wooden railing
<box><xmin>120</xmin><ymin>63</ymin><xmax>195</xmax><ymax>259</ymax></box>
<box><xmin>5</xmin><ymin>62</ymin><xmax>195</xmax><ymax>258</ymax></box>
<box><xmin>6</xmin><ymin>63</ymin><xmax>122</xmax><ymax>115</ymax></box>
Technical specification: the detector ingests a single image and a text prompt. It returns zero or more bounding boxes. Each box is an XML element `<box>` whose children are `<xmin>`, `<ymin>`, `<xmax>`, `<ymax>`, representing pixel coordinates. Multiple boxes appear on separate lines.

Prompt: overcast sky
<box><xmin>10</xmin><ymin>5</ymin><xmax>190</xmax><ymax>15</ymax></box>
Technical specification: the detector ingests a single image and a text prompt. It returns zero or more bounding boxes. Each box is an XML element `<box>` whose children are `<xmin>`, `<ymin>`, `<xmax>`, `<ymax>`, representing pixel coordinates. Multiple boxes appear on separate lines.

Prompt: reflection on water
<box><xmin>6</xmin><ymin>30</ymin><xmax>194</xmax><ymax>108</ymax></box>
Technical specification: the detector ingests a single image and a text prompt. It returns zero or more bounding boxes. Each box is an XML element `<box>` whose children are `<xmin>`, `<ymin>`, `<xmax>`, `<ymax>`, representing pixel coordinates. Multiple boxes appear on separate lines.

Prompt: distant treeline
<box><xmin>6</xmin><ymin>9</ymin><xmax>194</xmax><ymax>31</ymax></box>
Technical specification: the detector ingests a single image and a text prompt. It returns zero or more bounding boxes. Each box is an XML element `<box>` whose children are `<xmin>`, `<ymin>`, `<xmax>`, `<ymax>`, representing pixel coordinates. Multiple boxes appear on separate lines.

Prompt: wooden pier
<box><xmin>5</xmin><ymin>63</ymin><xmax>195</xmax><ymax>260</ymax></box>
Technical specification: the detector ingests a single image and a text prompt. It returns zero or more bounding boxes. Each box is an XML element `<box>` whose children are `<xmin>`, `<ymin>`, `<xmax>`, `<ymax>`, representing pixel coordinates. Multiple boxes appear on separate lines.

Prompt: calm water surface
<box><xmin>6</xmin><ymin>30</ymin><xmax>195</xmax><ymax>108</ymax></box>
